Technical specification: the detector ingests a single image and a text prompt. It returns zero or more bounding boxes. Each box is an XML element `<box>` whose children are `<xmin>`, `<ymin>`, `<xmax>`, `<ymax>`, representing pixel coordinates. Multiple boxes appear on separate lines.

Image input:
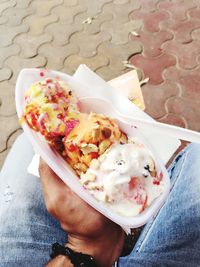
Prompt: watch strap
<box><xmin>50</xmin><ymin>242</ymin><xmax>100</xmax><ymax>267</ymax></box>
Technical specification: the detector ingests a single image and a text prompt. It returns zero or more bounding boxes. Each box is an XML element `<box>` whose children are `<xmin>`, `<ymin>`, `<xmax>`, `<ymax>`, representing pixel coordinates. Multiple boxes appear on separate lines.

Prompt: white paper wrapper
<box><xmin>15</xmin><ymin>67</ymin><xmax>174</xmax><ymax>230</ymax></box>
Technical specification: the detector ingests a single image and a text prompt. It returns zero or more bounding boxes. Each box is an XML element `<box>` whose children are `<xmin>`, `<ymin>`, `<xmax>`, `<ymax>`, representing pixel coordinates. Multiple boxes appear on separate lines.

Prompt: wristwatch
<box><xmin>50</xmin><ymin>242</ymin><xmax>100</xmax><ymax>267</ymax></box>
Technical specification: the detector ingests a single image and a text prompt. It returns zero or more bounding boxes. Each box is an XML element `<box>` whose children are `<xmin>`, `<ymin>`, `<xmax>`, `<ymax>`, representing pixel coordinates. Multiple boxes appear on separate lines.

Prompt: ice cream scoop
<box><xmin>22</xmin><ymin>78</ymin><xmax>80</xmax><ymax>149</ymax></box>
<box><xmin>80</xmin><ymin>142</ymin><xmax>163</xmax><ymax>216</ymax></box>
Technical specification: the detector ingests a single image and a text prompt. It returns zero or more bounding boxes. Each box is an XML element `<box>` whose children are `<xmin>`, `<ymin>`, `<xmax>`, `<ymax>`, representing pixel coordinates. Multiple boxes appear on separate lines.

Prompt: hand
<box><xmin>39</xmin><ymin>159</ymin><xmax>125</xmax><ymax>267</ymax></box>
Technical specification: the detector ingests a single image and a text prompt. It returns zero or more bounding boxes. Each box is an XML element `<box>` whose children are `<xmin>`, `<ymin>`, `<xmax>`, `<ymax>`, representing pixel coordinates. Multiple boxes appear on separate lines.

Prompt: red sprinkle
<box><xmin>153</xmin><ymin>180</ymin><xmax>160</xmax><ymax>185</ymax></box>
<box><xmin>90</xmin><ymin>152</ymin><xmax>99</xmax><ymax>159</ymax></box>
<box><xmin>40</xmin><ymin>71</ymin><xmax>45</xmax><ymax>77</ymax></box>
<box><xmin>68</xmin><ymin>143</ymin><xmax>78</xmax><ymax>152</ymax></box>
<box><xmin>46</xmin><ymin>79</ymin><xmax>52</xmax><ymax>83</ymax></box>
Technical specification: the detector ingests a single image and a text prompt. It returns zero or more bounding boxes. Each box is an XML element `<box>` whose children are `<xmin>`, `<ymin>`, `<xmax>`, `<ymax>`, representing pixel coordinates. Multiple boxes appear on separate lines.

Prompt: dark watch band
<box><xmin>50</xmin><ymin>242</ymin><xmax>100</xmax><ymax>267</ymax></box>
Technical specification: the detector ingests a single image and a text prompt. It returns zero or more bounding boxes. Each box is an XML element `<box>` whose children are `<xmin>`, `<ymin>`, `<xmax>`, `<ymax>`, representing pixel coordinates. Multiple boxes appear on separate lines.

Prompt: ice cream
<box><xmin>22</xmin><ymin>78</ymin><xmax>164</xmax><ymax>217</ymax></box>
<box><xmin>63</xmin><ymin>112</ymin><xmax>128</xmax><ymax>175</ymax></box>
<box><xmin>80</xmin><ymin>142</ymin><xmax>164</xmax><ymax>216</ymax></box>
<box><xmin>22</xmin><ymin>78</ymin><xmax>80</xmax><ymax>149</ymax></box>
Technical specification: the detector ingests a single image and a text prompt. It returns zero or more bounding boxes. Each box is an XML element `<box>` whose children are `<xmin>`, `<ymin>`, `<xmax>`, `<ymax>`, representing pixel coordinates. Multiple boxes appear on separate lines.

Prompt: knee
<box><xmin>185</xmin><ymin>143</ymin><xmax>200</xmax><ymax>157</ymax></box>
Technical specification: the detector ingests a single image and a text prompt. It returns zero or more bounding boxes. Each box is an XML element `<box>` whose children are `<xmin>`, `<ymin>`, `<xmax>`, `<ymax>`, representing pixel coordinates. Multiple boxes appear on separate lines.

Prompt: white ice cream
<box><xmin>80</xmin><ymin>142</ymin><xmax>164</xmax><ymax>217</ymax></box>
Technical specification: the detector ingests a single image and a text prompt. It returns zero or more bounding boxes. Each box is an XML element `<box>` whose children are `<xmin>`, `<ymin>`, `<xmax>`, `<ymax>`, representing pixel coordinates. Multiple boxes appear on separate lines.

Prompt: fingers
<box><xmin>38</xmin><ymin>158</ymin><xmax>112</xmax><ymax>236</ymax></box>
<box><xmin>39</xmin><ymin>158</ymin><xmax>68</xmax><ymax>217</ymax></box>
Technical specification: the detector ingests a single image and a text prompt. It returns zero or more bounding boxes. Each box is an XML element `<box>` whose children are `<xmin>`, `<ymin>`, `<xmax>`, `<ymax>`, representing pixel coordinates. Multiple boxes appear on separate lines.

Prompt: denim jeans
<box><xmin>0</xmin><ymin>134</ymin><xmax>200</xmax><ymax>267</ymax></box>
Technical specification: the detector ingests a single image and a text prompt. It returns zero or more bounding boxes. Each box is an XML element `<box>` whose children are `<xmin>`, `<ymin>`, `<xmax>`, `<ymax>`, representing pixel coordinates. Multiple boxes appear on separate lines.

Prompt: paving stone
<box><xmin>141</xmin><ymin>81</ymin><xmax>180</xmax><ymax>119</ymax></box>
<box><xmin>7</xmin><ymin>128</ymin><xmax>23</xmax><ymax>147</ymax></box>
<box><xmin>45</xmin><ymin>22</ymin><xmax>83</xmax><ymax>46</ymax></box>
<box><xmin>80</xmin><ymin>0</ymin><xmax>113</xmax><ymax>16</ymax></box>
<box><xmin>0</xmin><ymin>0</ymin><xmax>16</xmax><ymax>15</ymax></box>
<box><xmin>130</xmin><ymin>9</ymin><xmax>169</xmax><ymax>33</ymax></box>
<box><xmin>139</xmin><ymin>0</ymin><xmax>161</xmax><ymax>13</ymax></box>
<box><xmin>0</xmin><ymin>16</ymin><xmax>8</xmax><ymax>24</ymax></box>
<box><xmin>158</xmin><ymin>0</ymin><xmax>197</xmax><ymax>21</ymax></box>
<box><xmin>179</xmin><ymin>71</ymin><xmax>200</xmax><ymax>101</ymax></box>
<box><xmin>0</xmin><ymin>114</ymin><xmax>19</xmax><ymax>152</ymax></box>
<box><xmin>113</xmin><ymin>0</ymin><xmax>129</xmax><ymax>4</ymax></box>
<box><xmin>129</xmin><ymin>52</ymin><xmax>176</xmax><ymax>85</ymax></box>
<box><xmin>15</xmin><ymin>33</ymin><xmax>52</xmax><ymax>58</ymax></box>
<box><xmin>63</xmin><ymin>0</ymin><xmax>78</xmax><ymax>6</ymax></box>
<box><xmin>162</xmin><ymin>40</ymin><xmax>200</xmax><ymax>69</ymax></box>
<box><xmin>0</xmin><ymin>148</ymin><xmax>9</xmax><ymax>169</ymax></box>
<box><xmin>51</xmin><ymin>4</ymin><xmax>86</xmax><ymax>25</ymax></box>
<box><xmin>160</xmin><ymin>18</ymin><xmax>200</xmax><ymax>44</ymax></box>
<box><xmin>158</xmin><ymin>113</ymin><xmax>187</xmax><ymax>129</ymax></box>
<box><xmin>0</xmin><ymin>68</ymin><xmax>12</xmax><ymax>82</ymax></box>
<box><xmin>63</xmin><ymin>54</ymin><xmax>109</xmax><ymax>75</ymax></box>
<box><xmin>39</xmin><ymin>43</ymin><xmax>79</xmax><ymax>70</ymax></box>
<box><xmin>25</xmin><ymin>14</ymin><xmax>58</xmax><ymax>36</ymax></box>
<box><xmin>0</xmin><ymin>81</ymin><xmax>17</xmax><ymax>116</ymax></box>
<box><xmin>4</xmin><ymin>55</ymin><xmax>47</xmax><ymax>84</ymax></box>
<box><xmin>192</xmin><ymin>0</ymin><xmax>200</xmax><ymax>8</ymax></box>
<box><xmin>2</xmin><ymin>6</ymin><xmax>34</xmax><ymax>26</ymax></box>
<box><xmin>188</xmin><ymin>6</ymin><xmax>200</xmax><ymax>19</ymax></box>
<box><xmin>0</xmin><ymin>24</ymin><xmax>28</xmax><ymax>47</ymax></box>
<box><xmin>98</xmin><ymin>41</ymin><xmax>142</xmax><ymax>71</ymax></box>
<box><xmin>0</xmin><ymin>127</ymin><xmax>22</xmax><ymax>169</ymax></box>
<box><xmin>101</xmin><ymin>19</ymin><xmax>142</xmax><ymax>45</ymax></box>
<box><xmin>0</xmin><ymin>44</ymin><xmax>20</xmax><ymax>67</ymax></box>
<box><xmin>15</xmin><ymin>0</ymin><xmax>32</xmax><ymax>8</ymax></box>
<box><xmin>130</xmin><ymin>30</ymin><xmax>173</xmax><ymax>57</ymax></box>
<box><xmin>95</xmin><ymin>65</ymin><xmax>128</xmax><ymax>81</ymax></box>
<box><xmin>103</xmin><ymin>0</ymin><xmax>140</xmax><ymax>23</ymax></box>
<box><xmin>31</xmin><ymin>0</ymin><xmax>63</xmax><ymax>16</ymax></box>
<box><xmin>166</xmin><ymin>97</ymin><xmax>200</xmax><ymax>131</ymax></box>
<box><xmin>163</xmin><ymin>65</ymin><xmax>200</xmax><ymax>101</ymax></box>
<box><xmin>70</xmin><ymin>31</ymin><xmax>111</xmax><ymax>57</ymax></box>
<box><xmin>83</xmin><ymin>12</ymin><xmax>113</xmax><ymax>35</ymax></box>
<box><xmin>163</xmin><ymin>65</ymin><xmax>188</xmax><ymax>82</ymax></box>
<box><xmin>192</xmin><ymin>28</ymin><xmax>200</xmax><ymax>40</ymax></box>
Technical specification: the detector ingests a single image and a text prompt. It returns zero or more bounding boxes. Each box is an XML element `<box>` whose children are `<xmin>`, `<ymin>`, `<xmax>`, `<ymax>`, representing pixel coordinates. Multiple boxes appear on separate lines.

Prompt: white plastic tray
<box><xmin>15</xmin><ymin>68</ymin><xmax>170</xmax><ymax>230</ymax></box>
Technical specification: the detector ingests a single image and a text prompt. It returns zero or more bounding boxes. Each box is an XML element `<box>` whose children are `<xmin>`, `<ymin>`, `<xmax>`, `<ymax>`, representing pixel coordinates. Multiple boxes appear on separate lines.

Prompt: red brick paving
<box><xmin>129</xmin><ymin>0</ymin><xmax>200</xmax><ymax>132</ymax></box>
<box><xmin>141</xmin><ymin>81</ymin><xmax>180</xmax><ymax>119</ymax></box>
<box><xmin>130</xmin><ymin>30</ymin><xmax>173</xmax><ymax>57</ymax></box>
<box><xmin>131</xmin><ymin>9</ymin><xmax>169</xmax><ymax>32</ymax></box>
<box><xmin>138</xmin><ymin>0</ymin><xmax>160</xmax><ymax>12</ymax></box>
<box><xmin>158</xmin><ymin>0</ymin><xmax>196</xmax><ymax>21</ymax></box>
<box><xmin>162</xmin><ymin>40</ymin><xmax>200</xmax><ymax>69</ymax></box>
<box><xmin>130</xmin><ymin>52</ymin><xmax>176</xmax><ymax>85</ymax></box>
<box><xmin>161</xmin><ymin>18</ymin><xmax>200</xmax><ymax>43</ymax></box>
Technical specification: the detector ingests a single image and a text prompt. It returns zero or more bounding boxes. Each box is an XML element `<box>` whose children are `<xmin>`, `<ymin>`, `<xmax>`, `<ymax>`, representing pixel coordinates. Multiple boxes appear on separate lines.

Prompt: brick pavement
<box><xmin>129</xmin><ymin>0</ymin><xmax>200</xmax><ymax>131</ymax></box>
<box><xmin>0</xmin><ymin>0</ymin><xmax>200</xmax><ymax>168</ymax></box>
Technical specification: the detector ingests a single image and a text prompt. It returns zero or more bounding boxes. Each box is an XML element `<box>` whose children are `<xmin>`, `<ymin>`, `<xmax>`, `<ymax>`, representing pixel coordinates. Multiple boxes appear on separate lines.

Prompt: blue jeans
<box><xmin>0</xmin><ymin>134</ymin><xmax>200</xmax><ymax>267</ymax></box>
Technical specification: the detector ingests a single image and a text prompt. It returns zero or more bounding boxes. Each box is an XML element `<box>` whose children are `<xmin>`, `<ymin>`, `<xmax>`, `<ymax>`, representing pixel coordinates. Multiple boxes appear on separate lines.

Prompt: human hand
<box><xmin>39</xmin><ymin>159</ymin><xmax>125</xmax><ymax>267</ymax></box>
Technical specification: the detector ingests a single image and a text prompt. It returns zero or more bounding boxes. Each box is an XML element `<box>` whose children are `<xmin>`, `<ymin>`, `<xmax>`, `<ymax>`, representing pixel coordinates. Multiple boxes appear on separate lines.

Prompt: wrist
<box><xmin>49</xmin><ymin>242</ymin><xmax>99</xmax><ymax>267</ymax></box>
<box><xmin>46</xmin><ymin>255</ymin><xmax>73</xmax><ymax>267</ymax></box>
<box><xmin>66</xmin><ymin>224</ymin><xmax>125</xmax><ymax>267</ymax></box>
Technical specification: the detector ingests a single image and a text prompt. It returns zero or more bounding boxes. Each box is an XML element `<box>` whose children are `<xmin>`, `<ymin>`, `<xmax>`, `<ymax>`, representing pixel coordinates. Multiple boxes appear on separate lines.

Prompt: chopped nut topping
<box><xmin>80</xmin><ymin>172</ymin><xmax>96</xmax><ymax>185</ymax></box>
<box><xmin>73</xmin><ymin>163</ymin><xmax>87</xmax><ymax>172</ymax></box>
<box><xmin>120</xmin><ymin>132</ymin><xmax>128</xmax><ymax>144</ymax></box>
<box><xmin>87</xmin><ymin>182</ymin><xmax>103</xmax><ymax>190</ymax></box>
<box><xmin>102</xmin><ymin>127</ymin><xmax>112</xmax><ymax>138</ymax></box>
<box><xmin>80</xmin><ymin>143</ymin><xmax>98</xmax><ymax>155</ymax></box>
<box><xmin>99</xmin><ymin>139</ymin><xmax>111</xmax><ymax>154</ymax></box>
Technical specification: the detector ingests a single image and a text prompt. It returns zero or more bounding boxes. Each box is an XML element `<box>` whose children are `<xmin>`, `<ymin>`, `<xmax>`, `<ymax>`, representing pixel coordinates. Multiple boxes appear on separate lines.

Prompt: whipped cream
<box><xmin>80</xmin><ymin>142</ymin><xmax>164</xmax><ymax>216</ymax></box>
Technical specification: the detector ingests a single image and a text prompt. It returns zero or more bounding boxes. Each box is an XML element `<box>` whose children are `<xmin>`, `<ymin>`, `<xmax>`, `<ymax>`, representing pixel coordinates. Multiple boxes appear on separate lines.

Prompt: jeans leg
<box><xmin>0</xmin><ymin>134</ymin><xmax>66</xmax><ymax>267</ymax></box>
<box><xmin>118</xmin><ymin>143</ymin><xmax>200</xmax><ymax>267</ymax></box>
